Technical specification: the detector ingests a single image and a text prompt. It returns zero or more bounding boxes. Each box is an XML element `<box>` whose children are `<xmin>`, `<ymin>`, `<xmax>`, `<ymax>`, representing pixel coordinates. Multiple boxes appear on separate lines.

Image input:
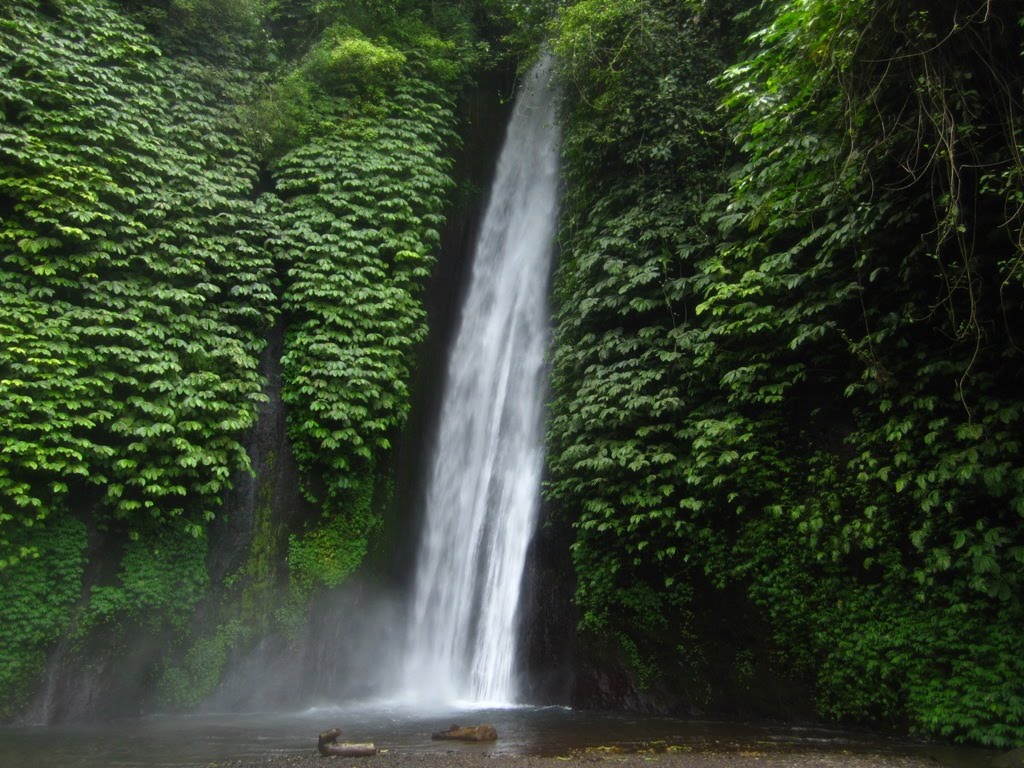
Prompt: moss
<box><xmin>237</xmin><ymin>456</ymin><xmax>286</xmax><ymax>620</ymax></box>
<box><xmin>158</xmin><ymin>467</ymin><xmax>388</xmax><ymax>704</ymax></box>
<box><xmin>84</xmin><ymin>525</ymin><xmax>209</xmax><ymax>633</ymax></box>
<box><xmin>156</xmin><ymin>619</ymin><xmax>251</xmax><ymax>708</ymax></box>
<box><xmin>0</xmin><ymin>515</ymin><xmax>87</xmax><ymax>718</ymax></box>
<box><xmin>158</xmin><ymin>452</ymin><xmax>286</xmax><ymax>709</ymax></box>
<box><xmin>280</xmin><ymin>473</ymin><xmax>378</xmax><ymax>636</ymax></box>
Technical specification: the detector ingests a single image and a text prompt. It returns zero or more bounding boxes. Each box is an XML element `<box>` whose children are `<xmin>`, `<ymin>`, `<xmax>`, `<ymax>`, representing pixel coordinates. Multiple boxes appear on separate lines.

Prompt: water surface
<box><xmin>0</xmin><ymin>705</ymin><xmax>997</xmax><ymax>768</ymax></box>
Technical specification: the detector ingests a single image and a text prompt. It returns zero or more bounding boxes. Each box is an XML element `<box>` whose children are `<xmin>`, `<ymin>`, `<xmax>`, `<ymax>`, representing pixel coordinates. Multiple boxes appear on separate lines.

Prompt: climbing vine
<box><xmin>0</xmin><ymin>0</ymin><xmax>277</xmax><ymax>560</ymax></box>
<box><xmin>548</xmin><ymin>0</ymin><xmax>1024</xmax><ymax>746</ymax></box>
<box><xmin>0</xmin><ymin>0</ymin><xmax>489</xmax><ymax>717</ymax></box>
<box><xmin>260</xmin><ymin>2</ymin><xmax>477</xmax><ymax>610</ymax></box>
<box><xmin>274</xmin><ymin>80</ymin><xmax>457</xmax><ymax>500</ymax></box>
<box><xmin>0</xmin><ymin>0</ymin><xmax>280</xmax><ymax>715</ymax></box>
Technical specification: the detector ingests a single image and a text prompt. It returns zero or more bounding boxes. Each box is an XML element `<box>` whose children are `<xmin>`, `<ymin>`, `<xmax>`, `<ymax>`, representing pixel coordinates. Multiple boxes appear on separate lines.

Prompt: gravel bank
<box><xmin>209</xmin><ymin>747</ymin><xmax>942</xmax><ymax>768</ymax></box>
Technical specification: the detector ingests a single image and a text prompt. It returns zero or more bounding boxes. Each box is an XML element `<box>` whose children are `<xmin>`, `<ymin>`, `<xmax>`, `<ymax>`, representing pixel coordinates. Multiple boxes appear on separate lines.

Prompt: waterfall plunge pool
<box><xmin>0</xmin><ymin>705</ymin><xmax>997</xmax><ymax>768</ymax></box>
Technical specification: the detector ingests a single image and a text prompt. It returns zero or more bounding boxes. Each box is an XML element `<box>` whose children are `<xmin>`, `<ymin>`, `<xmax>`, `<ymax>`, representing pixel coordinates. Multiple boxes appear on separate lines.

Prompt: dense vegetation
<box><xmin>0</xmin><ymin>0</ymin><xmax>486</xmax><ymax>717</ymax></box>
<box><xmin>0</xmin><ymin>0</ymin><xmax>274</xmax><ymax>714</ymax></box>
<box><xmin>547</xmin><ymin>0</ymin><xmax>1024</xmax><ymax>747</ymax></box>
<box><xmin>2</xmin><ymin>0</ymin><xmax>1021</xmax><ymax>750</ymax></box>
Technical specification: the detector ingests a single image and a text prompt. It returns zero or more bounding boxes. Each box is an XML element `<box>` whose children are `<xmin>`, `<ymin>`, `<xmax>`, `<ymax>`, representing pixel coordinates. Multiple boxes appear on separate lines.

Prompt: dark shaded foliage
<box><xmin>548</xmin><ymin>0</ymin><xmax>1024</xmax><ymax>746</ymax></box>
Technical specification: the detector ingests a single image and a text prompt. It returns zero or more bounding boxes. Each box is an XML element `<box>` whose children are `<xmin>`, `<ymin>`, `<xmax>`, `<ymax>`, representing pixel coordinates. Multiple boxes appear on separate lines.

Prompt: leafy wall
<box><xmin>548</xmin><ymin>0</ymin><xmax>1024</xmax><ymax>747</ymax></box>
<box><xmin>0</xmin><ymin>0</ymin><xmax>484</xmax><ymax>718</ymax></box>
<box><xmin>5</xmin><ymin>0</ymin><xmax>1022</xmax><ymax>747</ymax></box>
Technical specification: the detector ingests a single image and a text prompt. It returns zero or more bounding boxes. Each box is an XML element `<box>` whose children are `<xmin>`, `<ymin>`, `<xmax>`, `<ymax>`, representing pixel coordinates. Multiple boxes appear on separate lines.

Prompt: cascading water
<box><xmin>399</xmin><ymin>55</ymin><xmax>561</xmax><ymax>706</ymax></box>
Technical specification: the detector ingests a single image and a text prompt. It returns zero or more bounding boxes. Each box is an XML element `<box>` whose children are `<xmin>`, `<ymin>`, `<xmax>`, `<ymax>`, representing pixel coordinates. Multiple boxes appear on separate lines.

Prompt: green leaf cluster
<box><xmin>155</xmin><ymin>453</ymin><xmax>285</xmax><ymax>708</ymax></box>
<box><xmin>267</xmin><ymin>15</ymin><xmax>462</xmax><ymax>525</ymax></box>
<box><xmin>548</xmin><ymin>0</ymin><xmax>1024</xmax><ymax>746</ymax></box>
<box><xmin>116</xmin><ymin>0</ymin><xmax>266</xmax><ymax>54</ymax></box>
<box><xmin>0</xmin><ymin>0</ymin><xmax>276</xmax><ymax>564</ymax></box>
<box><xmin>0</xmin><ymin>0</ymin><xmax>489</xmax><ymax>720</ymax></box>
<box><xmin>246</xmin><ymin>0</ymin><xmax>484</xmax><ymax>161</ymax></box>
<box><xmin>549</xmin><ymin>0</ymin><xmax>735</xmax><ymax>636</ymax></box>
<box><xmin>0</xmin><ymin>0</ymin><xmax>282</xmax><ymax>716</ymax></box>
<box><xmin>302</xmin><ymin>26</ymin><xmax>407</xmax><ymax>97</ymax></box>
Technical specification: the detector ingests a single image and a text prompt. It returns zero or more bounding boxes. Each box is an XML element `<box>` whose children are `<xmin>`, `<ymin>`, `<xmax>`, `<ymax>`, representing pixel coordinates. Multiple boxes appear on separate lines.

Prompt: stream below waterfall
<box><xmin>0</xmin><ymin>707</ymin><xmax>998</xmax><ymax>768</ymax></box>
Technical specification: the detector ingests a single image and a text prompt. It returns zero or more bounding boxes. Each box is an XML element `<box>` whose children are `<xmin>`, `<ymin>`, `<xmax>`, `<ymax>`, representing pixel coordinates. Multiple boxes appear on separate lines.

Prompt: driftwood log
<box><xmin>430</xmin><ymin>724</ymin><xmax>498</xmax><ymax>742</ymax></box>
<box><xmin>317</xmin><ymin>727</ymin><xmax>377</xmax><ymax>757</ymax></box>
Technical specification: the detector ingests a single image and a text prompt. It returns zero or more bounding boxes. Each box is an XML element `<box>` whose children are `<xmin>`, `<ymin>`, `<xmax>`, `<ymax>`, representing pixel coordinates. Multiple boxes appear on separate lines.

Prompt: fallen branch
<box><xmin>318</xmin><ymin>727</ymin><xmax>377</xmax><ymax>757</ymax></box>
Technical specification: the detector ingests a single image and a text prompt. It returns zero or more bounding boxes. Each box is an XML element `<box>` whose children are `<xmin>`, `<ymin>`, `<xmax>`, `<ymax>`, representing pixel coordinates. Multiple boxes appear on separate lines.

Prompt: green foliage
<box><xmin>272</xmin><ymin>66</ymin><xmax>459</xmax><ymax>513</ymax></box>
<box><xmin>384</xmin><ymin>15</ymin><xmax>483</xmax><ymax>85</ymax></box>
<box><xmin>241</xmin><ymin>71</ymin><xmax>318</xmax><ymax>162</ymax></box>
<box><xmin>0</xmin><ymin>0</ymin><xmax>484</xmax><ymax>718</ymax></box>
<box><xmin>287</xmin><ymin>475</ymin><xmax>375</xmax><ymax>598</ymax></box>
<box><xmin>267</xmin><ymin>0</ymin><xmax>398</xmax><ymax>43</ymax></box>
<box><xmin>0</xmin><ymin>0</ymin><xmax>486</xmax><ymax>720</ymax></box>
<box><xmin>615</xmin><ymin>631</ymin><xmax>658</xmax><ymax>693</ymax></box>
<box><xmin>0</xmin><ymin>0</ymin><xmax>277</xmax><ymax>565</ymax></box>
<box><xmin>116</xmin><ymin>0</ymin><xmax>265</xmax><ymax>53</ymax></box>
<box><xmin>0</xmin><ymin>514</ymin><xmax>87</xmax><ymax>718</ymax></box>
<box><xmin>230</xmin><ymin>463</ymin><xmax>286</xmax><ymax>617</ymax></box>
<box><xmin>271</xmin><ymin>479</ymin><xmax>376</xmax><ymax>638</ymax></box>
<box><xmin>156</xmin><ymin>619</ymin><xmax>251</xmax><ymax>708</ymax></box>
<box><xmin>476</xmin><ymin>0</ymin><xmax>560</xmax><ymax>63</ymax></box>
<box><xmin>549</xmin><ymin>0</ymin><xmax>1024</xmax><ymax>747</ymax></box>
<box><xmin>302</xmin><ymin>25</ymin><xmax>406</xmax><ymax>96</ymax></box>
<box><xmin>0</xmin><ymin>0</ymin><xmax>282</xmax><ymax>720</ymax></box>
<box><xmin>549</xmin><ymin>0</ymin><xmax>732</xmax><ymax>638</ymax></box>
<box><xmin>246</xmin><ymin>0</ymin><xmax>482</xmax><ymax>161</ymax></box>
<box><xmin>706</xmin><ymin>0</ymin><xmax>1024</xmax><ymax>743</ymax></box>
<box><xmin>85</xmin><ymin>524</ymin><xmax>208</xmax><ymax>632</ymax></box>
<box><xmin>252</xmin><ymin>18</ymin><xmax>465</xmax><ymax>641</ymax></box>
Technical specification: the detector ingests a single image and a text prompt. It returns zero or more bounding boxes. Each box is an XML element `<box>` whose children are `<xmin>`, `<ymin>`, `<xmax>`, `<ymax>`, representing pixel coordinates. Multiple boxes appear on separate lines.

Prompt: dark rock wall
<box><xmin>384</xmin><ymin>64</ymin><xmax>517</xmax><ymax>586</ymax></box>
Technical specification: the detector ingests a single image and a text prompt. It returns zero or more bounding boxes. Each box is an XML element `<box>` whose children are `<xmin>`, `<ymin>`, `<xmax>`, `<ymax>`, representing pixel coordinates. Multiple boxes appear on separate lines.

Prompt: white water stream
<box><xmin>399</xmin><ymin>56</ymin><xmax>561</xmax><ymax>706</ymax></box>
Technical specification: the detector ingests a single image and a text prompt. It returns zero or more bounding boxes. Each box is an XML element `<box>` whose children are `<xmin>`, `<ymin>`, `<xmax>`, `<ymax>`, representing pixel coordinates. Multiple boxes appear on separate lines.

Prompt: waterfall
<box><xmin>399</xmin><ymin>55</ymin><xmax>561</xmax><ymax>706</ymax></box>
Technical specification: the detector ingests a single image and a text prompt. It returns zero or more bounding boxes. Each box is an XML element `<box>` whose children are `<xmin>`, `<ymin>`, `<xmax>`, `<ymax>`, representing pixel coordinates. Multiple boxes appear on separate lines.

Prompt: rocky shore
<box><xmin>207</xmin><ymin>748</ymin><xmax>947</xmax><ymax>768</ymax></box>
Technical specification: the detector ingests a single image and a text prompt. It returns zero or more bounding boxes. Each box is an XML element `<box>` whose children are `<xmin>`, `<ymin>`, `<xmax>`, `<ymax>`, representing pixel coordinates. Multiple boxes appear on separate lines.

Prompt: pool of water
<box><xmin>0</xmin><ymin>704</ymin><xmax>998</xmax><ymax>768</ymax></box>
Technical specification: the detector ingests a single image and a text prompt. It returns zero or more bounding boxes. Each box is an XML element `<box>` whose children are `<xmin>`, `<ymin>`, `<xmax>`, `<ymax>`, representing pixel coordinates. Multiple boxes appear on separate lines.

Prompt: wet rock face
<box><xmin>516</xmin><ymin>499</ymin><xmax>577</xmax><ymax>706</ymax></box>
<box><xmin>207</xmin><ymin>320</ymin><xmax>305</xmax><ymax>587</ymax></box>
<box><xmin>560</xmin><ymin>578</ymin><xmax>816</xmax><ymax>721</ymax></box>
<box><xmin>20</xmin><ymin>619</ymin><xmax>173</xmax><ymax>724</ymax></box>
<box><xmin>572</xmin><ymin>657</ymin><xmax>676</xmax><ymax>715</ymax></box>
